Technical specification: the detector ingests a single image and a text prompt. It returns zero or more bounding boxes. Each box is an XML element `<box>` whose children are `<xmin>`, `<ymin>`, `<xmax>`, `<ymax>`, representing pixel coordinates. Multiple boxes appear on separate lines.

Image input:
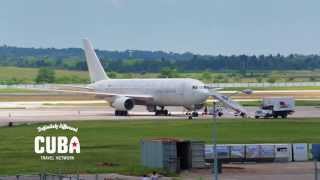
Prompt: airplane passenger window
<box><xmin>192</xmin><ymin>85</ymin><xmax>198</xmax><ymax>89</ymax></box>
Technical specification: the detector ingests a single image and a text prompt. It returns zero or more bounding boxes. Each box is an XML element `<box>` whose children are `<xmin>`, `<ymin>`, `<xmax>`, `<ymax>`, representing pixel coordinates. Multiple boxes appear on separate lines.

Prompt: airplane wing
<box><xmin>46</xmin><ymin>84</ymin><xmax>95</xmax><ymax>91</ymax></box>
<box><xmin>210</xmin><ymin>91</ymin><xmax>248</xmax><ymax>116</ymax></box>
<box><xmin>27</xmin><ymin>86</ymin><xmax>154</xmax><ymax>103</ymax></box>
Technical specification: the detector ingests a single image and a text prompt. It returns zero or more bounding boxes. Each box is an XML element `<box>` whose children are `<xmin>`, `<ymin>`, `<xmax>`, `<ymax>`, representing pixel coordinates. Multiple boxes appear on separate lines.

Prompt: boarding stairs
<box><xmin>210</xmin><ymin>91</ymin><xmax>248</xmax><ymax>117</ymax></box>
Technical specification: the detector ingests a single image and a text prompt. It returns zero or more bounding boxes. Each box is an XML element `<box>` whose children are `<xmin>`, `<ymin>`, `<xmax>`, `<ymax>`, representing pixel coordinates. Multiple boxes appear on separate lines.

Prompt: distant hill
<box><xmin>0</xmin><ymin>45</ymin><xmax>320</xmax><ymax>72</ymax></box>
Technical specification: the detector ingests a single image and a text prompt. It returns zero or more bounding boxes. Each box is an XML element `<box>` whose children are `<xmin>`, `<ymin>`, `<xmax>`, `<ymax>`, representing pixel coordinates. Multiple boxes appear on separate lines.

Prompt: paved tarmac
<box><xmin>0</xmin><ymin>162</ymin><xmax>316</xmax><ymax>180</ymax></box>
<box><xmin>0</xmin><ymin>105</ymin><xmax>319</xmax><ymax>125</ymax></box>
<box><xmin>181</xmin><ymin>162</ymin><xmax>316</xmax><ymax>180</ymax></box>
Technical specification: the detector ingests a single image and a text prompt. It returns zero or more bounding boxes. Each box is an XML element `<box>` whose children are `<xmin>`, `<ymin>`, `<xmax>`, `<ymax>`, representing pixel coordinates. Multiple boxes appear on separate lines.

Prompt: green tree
<box><xmin>201</xmin><ymin>71</ymin><xmax>212</xmax><ymax>82</ymax></box>
<box><xmin>310</xmin><ymin>77</ymin><xmax>316</xmax><ymax>82</ymax></box>
<box><xmin>287</xmin><ymin>77</ymin><xmax>295</xmax><ymax>82</ymax></box>
<box><xmin>107</xmin><ymin>71</ymin><xmax>117</xmax><ymax>78</ymax></box>
<box><xmin>35</xmin><ymin>68</ymin><xmax>55</xmax><ymax>83</ymax></box>
<box><xmin>267</xmin><ymin>77</ymin><xmax>276</xmax><ymax>83</ymax></box>
<box><xmin>159</xmin><ymin>67</ymin><xmax>179</xmax><ymax>78</ymax></box>
<box><xmin>212</xmin><ymin>74</ymin><xmax>225</xmax><ymax>83</ymax></box>
<box><xmin>122</xmin><ymin>73</ymin><xmax>133</xmax><ymax>79</ymax></box>
<box><xmin>256</xmin><ymin>77</ymin><xmax>263</xmax><ymax>83</ymax></box>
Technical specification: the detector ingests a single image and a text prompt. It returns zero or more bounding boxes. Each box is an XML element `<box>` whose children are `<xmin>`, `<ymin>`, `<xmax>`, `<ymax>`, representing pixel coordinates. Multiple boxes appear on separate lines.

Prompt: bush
<box><xmin>159</xmin><ymin>67</ymin><xmax>179</xmax><ymax>78</ymax></box>
<box><xmin>35</xmin><ymin>68</ymin><xmax>55</xmax><ymax>83</ymax></box>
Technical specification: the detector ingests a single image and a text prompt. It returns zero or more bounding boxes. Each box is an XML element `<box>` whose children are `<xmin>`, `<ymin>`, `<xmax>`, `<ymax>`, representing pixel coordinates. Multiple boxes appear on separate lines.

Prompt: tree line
<box><xmin>1</xmin><ymin>45</ymin><xmax>320</xmax><ymax>72</ymax></box>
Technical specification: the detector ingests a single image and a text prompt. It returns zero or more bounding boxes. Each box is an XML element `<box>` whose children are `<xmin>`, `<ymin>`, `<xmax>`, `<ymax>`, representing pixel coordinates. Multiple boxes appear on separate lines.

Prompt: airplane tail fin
<box><xmin>82</xmin><ymin>39</ymin><xmax>109</xmax><ymax>82</ymax></box>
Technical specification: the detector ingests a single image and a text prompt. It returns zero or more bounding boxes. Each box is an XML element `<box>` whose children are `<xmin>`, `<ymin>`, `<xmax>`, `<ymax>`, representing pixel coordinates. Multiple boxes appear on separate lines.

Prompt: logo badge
<box><xmin>34</xmin><ymin>123</ymin><xmax>80</xmax><ymax>160</ymax></box>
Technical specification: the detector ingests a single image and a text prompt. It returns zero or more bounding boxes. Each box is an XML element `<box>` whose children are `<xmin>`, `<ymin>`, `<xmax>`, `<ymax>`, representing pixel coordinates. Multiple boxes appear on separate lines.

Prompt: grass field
<box><xmin>0</xmin><ymin>66</ymin><xmax>89</xmax><ymax>83</ymax></box>
<box><xmin>0</xmin><ymin>88</ymin><xmax>38</xmax><ymax>93</ymax></box>
<box><xmin>0</xmin><ymin>118</ymin><xmax>320</xmax><ymax>175</ymax></box>
<box><xmin>2</xmin><ymin>66</ymin><xmax>320</xmax><ymax>85</ymax></box>
<box><xmin>2</xmin><ymin>86</ymin><xmax>320</xmax><ymax>94</ymax></box>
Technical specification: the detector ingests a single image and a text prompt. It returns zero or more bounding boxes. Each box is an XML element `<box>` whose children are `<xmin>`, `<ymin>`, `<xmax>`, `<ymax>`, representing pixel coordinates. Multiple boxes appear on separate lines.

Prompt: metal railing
<box><xmin>0</xmin><ymin>173</ymin><xmax>103</xmax><ymax>180</ymax></box>
<box><xmin>0</xmin><ymin>82</ymin><xmax>320</xmax><ymax>89</ymax></box>
<box><xmin>209</xmin><ymin>82</ymin><xmax>320</xmax><ymax>88</ymax></box>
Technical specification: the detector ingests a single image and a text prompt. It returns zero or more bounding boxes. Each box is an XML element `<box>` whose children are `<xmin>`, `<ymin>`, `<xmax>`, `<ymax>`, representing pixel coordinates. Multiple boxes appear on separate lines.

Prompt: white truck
<box><xmin>255</xmin><ymin>97</ymin><xmax>295</xmax><ymax>119</ymax></box>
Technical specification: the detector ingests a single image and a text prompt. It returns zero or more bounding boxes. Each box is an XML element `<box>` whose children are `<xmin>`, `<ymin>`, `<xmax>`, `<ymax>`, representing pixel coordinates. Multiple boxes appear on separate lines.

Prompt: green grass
<box><xmin>2</xmin><ymin>86</ymin><xmax>320</xmax><ymax>95</ymax></box>
<box><xmin>0</xmin><ymin>118</ymin><xmax>320</xmax><ymax>175</ymax></box>
<box><xmin>0</xmin><ymin>88</ymin><xmax>38</xmax><ymax>93</ymax></box>
<box><xmin>0</xmin><ymin>66</ymin><xmax>89</xmax><ymax>83</ymax></box>
<box><xmin>2</xmin><ymin>66</ymin><xmax>320</xmax><ymax>85</ymax></box>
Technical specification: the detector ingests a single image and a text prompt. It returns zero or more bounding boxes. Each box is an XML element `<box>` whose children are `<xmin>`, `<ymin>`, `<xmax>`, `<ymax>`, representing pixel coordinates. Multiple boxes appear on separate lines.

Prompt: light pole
<box><xmin>312</xmin><ymin>144</ymin><xmax>320</xmax><ymax>180</ymax></box>
<box><xmin>212</xmin><ymin>101</ymin><xmax>218</xmax><ymax>180</ymax></box>
<box><xmin>210</xmin><ymin>88</ymin><xmax>252</xmax><ymax>179</ymax></box>
<box><xmin>315</xmin><ymin>159</ymin><xmax>318</xmax><ymax>180</ymax></box>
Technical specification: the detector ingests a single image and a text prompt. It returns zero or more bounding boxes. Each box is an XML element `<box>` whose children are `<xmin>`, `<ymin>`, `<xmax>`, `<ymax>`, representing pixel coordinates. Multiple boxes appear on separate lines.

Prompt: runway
<box><xmin>0</xmin><ymin>106</ymin><xmax>186</xmax><ymax>123</ymax></box>
<box><xmin>0</xmin><ymin>105</ymin><xmax>319</xmax><ymax>125</ymax></box>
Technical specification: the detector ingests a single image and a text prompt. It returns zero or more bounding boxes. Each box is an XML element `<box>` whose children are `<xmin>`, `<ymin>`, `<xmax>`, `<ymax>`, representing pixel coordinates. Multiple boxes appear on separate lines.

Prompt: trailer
<box><xmin>255</xmin><ymin>97</ymin><xmax>295</xmax><ymax>119</ymax></box>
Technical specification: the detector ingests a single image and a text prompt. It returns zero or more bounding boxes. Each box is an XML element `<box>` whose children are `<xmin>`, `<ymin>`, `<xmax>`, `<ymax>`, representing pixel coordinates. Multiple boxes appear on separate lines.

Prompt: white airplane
<box><xmin>44</xmin><ymin>39</ymin><xmax>249</xmax><ymax>118</ymax></box>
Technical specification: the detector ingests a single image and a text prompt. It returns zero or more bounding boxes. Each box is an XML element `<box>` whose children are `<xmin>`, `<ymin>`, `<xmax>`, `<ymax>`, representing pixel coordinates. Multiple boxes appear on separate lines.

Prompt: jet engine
<box><xmin>111</xmin><ymin>97</ymin><xmax>135</xmax><ymax>111</ymax></box>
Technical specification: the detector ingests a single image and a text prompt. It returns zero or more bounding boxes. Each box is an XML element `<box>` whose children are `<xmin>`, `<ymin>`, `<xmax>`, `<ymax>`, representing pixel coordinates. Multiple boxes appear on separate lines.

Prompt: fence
<box><xmin>1</xmin><ymin>82</ymin><xmax>320</xmax><ymax>89</ymax></box>
<box><xmin>0</xmin><ymin>84</ymin><xmax>85</xmax><ymax>89</ymax></box>
<box><xmin>209</xmin><ymin>82</ymin><xmax>320</xmax><ymax>88</ymax></box>
<box><xmin>0</xmin><ymin>173</ymin><xmax>104</xmax><ymax>180</ymax></box>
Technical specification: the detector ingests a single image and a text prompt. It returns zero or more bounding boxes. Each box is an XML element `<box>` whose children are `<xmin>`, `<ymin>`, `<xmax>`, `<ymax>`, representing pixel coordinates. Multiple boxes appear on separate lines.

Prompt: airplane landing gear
<box><xmin>155</xmin><ymin>109</ymin><xmax>169</xmax><ymax>116</ymax></box>
<box><xmin>186</xmin><ymin>111</ymin><xmax>199</xmax><ymax>119</ymax></box>
<box><xmin>154</xmin><ymin>106</ymin><xmax>169</xmax><ymax>116</ymax></box>
<box><xmin>192</xmin><ymin>111</ymin><xmax>199</xmax><ymax>117</ymax></box>
<box><xmin>115</xmin><ymin>110</ymin><xmax>128</xmax><ymax>116</ymax></box>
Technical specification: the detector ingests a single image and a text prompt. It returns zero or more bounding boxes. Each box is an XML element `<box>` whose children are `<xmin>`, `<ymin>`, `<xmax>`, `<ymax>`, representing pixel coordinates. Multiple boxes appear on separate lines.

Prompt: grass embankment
<box><xmin>0</xmin><ymin>119</ymin><xmax>319</xmax><ymax>175</ymax></box>
<box><xmin>0</xmin><ymin>66</ymin><xmax>89</xmax><ymax>83</ymax></box>
<box><xmin>2</xmin><ymin>66</ymin><xmax>320</xmax><ymax>84</ymax></box>
<box><xmin>0</xmin><ymin>88</ymin><xmax>38</xmax><ymax>93</ymax></box>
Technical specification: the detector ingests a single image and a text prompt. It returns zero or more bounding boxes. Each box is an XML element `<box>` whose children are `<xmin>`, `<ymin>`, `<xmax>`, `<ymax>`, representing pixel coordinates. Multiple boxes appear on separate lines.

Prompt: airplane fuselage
<box><xmin>91</xmin><ymin>78</ymin><xmax>210</xmax><ymax>107</ymax></box>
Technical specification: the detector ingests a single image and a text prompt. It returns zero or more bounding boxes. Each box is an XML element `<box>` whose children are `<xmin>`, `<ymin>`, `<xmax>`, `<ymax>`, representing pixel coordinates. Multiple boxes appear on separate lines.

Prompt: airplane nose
<box><xmin>198</xmin><ymin>89</ymin><xmax>210</xmax><ymax>98</ymax></box>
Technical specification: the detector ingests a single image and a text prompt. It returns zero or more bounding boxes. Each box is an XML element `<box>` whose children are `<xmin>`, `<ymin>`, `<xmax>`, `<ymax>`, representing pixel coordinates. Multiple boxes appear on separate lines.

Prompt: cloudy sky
<box><xmin>0</xmin><ymin>0</ymin><xmax>319</xmax><ymax>55</ymax></box>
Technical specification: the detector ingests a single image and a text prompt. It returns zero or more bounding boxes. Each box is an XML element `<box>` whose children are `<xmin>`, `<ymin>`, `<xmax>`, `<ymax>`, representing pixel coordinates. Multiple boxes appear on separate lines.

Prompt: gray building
<box><xmin>141</xmin><ymin>138</ymin><xmax>205</xmax><ymax>172</ymax></box>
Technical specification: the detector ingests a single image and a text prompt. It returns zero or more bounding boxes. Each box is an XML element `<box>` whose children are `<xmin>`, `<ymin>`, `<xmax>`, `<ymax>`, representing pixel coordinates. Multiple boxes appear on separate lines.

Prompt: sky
<box><xmin>0</xmin><ymin>0</ymin><xmax>319</xmax><ymax>55</ymax></box>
